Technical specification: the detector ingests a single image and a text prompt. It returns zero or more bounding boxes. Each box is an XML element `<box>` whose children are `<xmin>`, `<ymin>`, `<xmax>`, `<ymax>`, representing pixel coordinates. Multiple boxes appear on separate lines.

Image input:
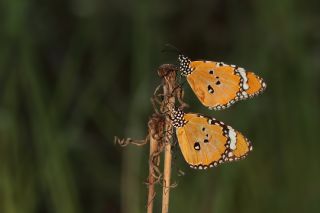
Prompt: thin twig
<box><xmin>147</xmin><ymin>127</ymin><xmax>158</xmax><ymax>213</ymax></box>
<box><xmin>158</xmin><ymin>64</ymin><xmax>177</xmax><ymax>213</ymax></box>
<box><xmin>147</xmin><ymin>113</ymin><xmax>164</xmax><ymax>213</ymax></box>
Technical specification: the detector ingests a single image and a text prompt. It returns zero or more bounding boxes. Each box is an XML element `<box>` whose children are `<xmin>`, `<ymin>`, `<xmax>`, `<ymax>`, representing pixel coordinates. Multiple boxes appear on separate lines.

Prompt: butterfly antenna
<box><xmin>162</xmin><ymin>43</ymin><xmax>182</xmax><ymax>55</ymax></box>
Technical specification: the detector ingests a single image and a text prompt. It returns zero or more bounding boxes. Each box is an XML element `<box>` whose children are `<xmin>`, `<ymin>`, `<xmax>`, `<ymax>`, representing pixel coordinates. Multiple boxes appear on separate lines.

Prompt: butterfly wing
<box><xmin>245</xmin><ymin>72</ymin><xmax>266</xmax><ymax>96</ymax></box>
<box><xmin>186</xmin><ymin>60</ymin><xmax>266</xmax><ymax>110</ymax></box>
<box><xmin>176</xmin><ymin>113</ymin><xmax>252</xmax><ymax>169</ymax></box>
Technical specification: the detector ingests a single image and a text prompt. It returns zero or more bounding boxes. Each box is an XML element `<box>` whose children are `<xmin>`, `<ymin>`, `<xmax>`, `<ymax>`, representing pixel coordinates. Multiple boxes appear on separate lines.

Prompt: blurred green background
<box><xmin>1</xmin><ymin>0</ymin><xmax>320</xmax><ymax>212</ymax></box>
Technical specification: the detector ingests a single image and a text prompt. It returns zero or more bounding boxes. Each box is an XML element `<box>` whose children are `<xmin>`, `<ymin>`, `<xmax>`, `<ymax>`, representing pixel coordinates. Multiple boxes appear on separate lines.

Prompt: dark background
<box><xmin>1</xmin><ymin>0</ymin><xmax>320</xmax><ymax>212</ymax></box>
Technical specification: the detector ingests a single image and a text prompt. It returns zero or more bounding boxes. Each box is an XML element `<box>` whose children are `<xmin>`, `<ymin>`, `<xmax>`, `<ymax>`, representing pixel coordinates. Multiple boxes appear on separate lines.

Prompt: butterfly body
<box><xmin>179</xmin><ymin>55</ymin><xmax>266</xmax><ymax>110</ymax></box>
<box><xmin>172</xmin><ymin>109</ymin><xmax>252</xmax><ymax>169</ymax></box>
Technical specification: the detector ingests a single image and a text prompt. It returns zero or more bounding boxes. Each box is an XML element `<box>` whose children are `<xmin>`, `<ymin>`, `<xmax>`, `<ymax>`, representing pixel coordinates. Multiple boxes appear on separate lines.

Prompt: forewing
<box><xmin>187</xmin><ymin>61</ymin><xmax>240</xmax><ymax>110</ymax></box>
<box><xmin>186</xmin><ymin>61</ymin><xmax>266</xmax><ymax>110</ymax></box>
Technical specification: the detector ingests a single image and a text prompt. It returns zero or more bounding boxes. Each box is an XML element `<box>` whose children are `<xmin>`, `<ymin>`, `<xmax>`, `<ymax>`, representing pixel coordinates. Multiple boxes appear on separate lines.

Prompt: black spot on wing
<box><xmin>194</xmin><ymin>142</ymin><xmax>201</xmax><ymax>151</ymax></box>
<box><xmin>208</xmin><ymin>85</ymin><xmax>214</xmax><ymax>94</ymax></box>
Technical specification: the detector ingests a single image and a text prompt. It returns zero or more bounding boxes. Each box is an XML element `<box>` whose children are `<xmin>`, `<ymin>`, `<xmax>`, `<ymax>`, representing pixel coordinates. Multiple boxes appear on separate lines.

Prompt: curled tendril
<box><xmin>114</xmin><ymin>135</ymin><xmax>149</xmax><ymax>147</ymax></box>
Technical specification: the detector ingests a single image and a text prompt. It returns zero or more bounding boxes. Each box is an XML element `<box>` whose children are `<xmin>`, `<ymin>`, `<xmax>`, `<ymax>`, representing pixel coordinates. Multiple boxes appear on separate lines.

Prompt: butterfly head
<box><xmin>171</xmin><ymin>108</ymin><xmax>187</xmax><ymax>128</ymax></box>
<box><xmin>178</xmin><ymin>54</ymin><xmax>192</xmax><ymax>76</ymax></box>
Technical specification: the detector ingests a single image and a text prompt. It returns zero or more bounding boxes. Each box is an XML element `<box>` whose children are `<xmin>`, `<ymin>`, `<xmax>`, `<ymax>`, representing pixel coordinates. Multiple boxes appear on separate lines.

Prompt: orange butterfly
<box><xmin>171</xmin><ymin>108</ymin><xmax>252</xmax><ymax>169</ymax></box>
<box><xmin>178</xmin><ymin>55</ymin><xmax>266</xmax><ymax>110</ymax></box>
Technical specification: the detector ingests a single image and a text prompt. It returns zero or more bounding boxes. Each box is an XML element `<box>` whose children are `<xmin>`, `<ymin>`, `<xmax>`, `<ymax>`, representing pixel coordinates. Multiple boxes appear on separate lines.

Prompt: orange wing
<box><xmin>246</xmin><ymin>72</ymin><xmax>266</xmax><ymax>97</ymax></box>
<box><xmin>179</xmin><ymin>55</ymin><xmax>266</xmax><ymax>110</ymax></box>
<box><xmin>174</xmin><ymin>112</ymin><xmax>252</xmax><ymax>169</ymax></box>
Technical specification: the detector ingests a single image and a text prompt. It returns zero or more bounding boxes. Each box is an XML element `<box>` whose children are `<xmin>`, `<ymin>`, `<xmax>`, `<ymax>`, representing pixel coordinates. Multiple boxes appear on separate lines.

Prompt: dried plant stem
<box><xmin>162</xmin><ymin>137</ymin><xmax>172</xmax><ymax>213</ymax></box>
<box><xmin>147</xmin><ymin>128</ymin><xmax>158</xmax><ymax>213</ymax></box>
<box><xmin>146</xmin><ymin>64</ymin><xmax>178</xmax><ymax>213</ymax></box>
<box><xmin>160</xmin><ymin>65</ymin><xmax>176</xmax><ymax>213</ymax></box>
<box><xmin>117</xmin><ymin>65</ymin><xmax>179</xmax><ymax>213</ymax></box>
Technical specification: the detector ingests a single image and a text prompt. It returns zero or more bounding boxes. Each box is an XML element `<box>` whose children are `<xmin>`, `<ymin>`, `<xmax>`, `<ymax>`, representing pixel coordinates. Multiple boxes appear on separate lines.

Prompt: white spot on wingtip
<box><xmin>262</xmin><ymin>82</ymin><xmax>266</xmax><ymax>88</ymax></box>
<box><xmin>208</xmin><ymin>119</ymin><xmax>213</xmax><ymax>124</ymax></box>
<box><xmin>236</xmin><ymin>67</ymin><xmax>249</xmax><ymax>91</ymax></box>
<box><xmin>228</xmin><ymin>126</ymin><xmax>237</xmax><ymax>150</ymax></box>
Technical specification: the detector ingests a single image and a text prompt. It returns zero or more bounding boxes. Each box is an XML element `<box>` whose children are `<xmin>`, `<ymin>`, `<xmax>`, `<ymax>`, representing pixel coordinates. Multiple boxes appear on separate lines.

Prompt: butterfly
<box><xmin>171</xmin><ymin>108</ymin><xmax>252</xmax><ymax>169</ymax></box>
<box><xmin>178</xmin><ymin>54</ymin><xmax>266</xmax><ymax>110</ymax></box>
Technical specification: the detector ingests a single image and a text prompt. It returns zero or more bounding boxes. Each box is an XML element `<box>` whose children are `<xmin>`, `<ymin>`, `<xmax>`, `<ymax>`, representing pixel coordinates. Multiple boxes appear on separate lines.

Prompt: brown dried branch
<box><xmin>147</xmin><ymin>112</ymin><xmax>165</xmax><ymax>213</ymax></box>
<box><xmin>114</xmin><ymin>135</ymin><xmax>149</xmax><ymax>147</ymax></box>
<box><xmin>116</xmin><ymin>63</ymin><xmax>184</xmax><ymax>213</ymax></box>
<box><xmin>158</xmin><ymin>64</ymin><xmax>177</xmax><ymax>213</ymax></box>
